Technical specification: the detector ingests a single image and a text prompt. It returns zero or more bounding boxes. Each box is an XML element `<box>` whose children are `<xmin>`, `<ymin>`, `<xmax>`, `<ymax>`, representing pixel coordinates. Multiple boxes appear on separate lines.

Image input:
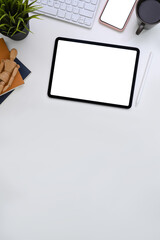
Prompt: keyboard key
<box><xmin>84</xmin><ymin>3</ymin><xmax>95</xmax><ymax>11</ymax></box>
<box><xmin>80</xmin><ymin>9</ymin><xmax>93</xmax><ymax>18</ymax></box>
<box><xmin>78</xmin><ymin>1</ymin><xmax>84</xmax><ymax>8</ymax></box>
<box><xmin>84</xmin><ymin>17</ymin><xmax>91</xmax><ymax>26</ymax></box>
<box><xmin>54</xmin><ymin>2</ymin><xmax>60</xmax><ymax>8</ymax></box>
<box><xmin>48</xmin><ymin>0</ymin><xmax>54</xmax><ymax>6</ymax></box>
<box><xmin>65</xmin><ymin>12</ymin><xmax>72</xmax><ymax>19</ymax></box>
<box><xmin>42</xmin><ymin>0</ymin><xmax>47</xmax><ymax>4</ymax></box>
<box><xmin>73</xmin><ymin>7</ymin><xmax>79</xmax><ymax>14</ymax></box>
<box><xmin>58</xmin><ymin>9</ymin><xmax>65</xmax><ymax>18</ymax></box>
<box><xmin>72</xmin><ymin>0</ymin><xmax>78</xmax><ymax>6</ymax></box>
<box><xmin>60</xmin><ymin>3</ymin><xmax>66</xmax><ymax>10</ymax></box>
<box><xmin>91</xmin><ymin>0</ymin><xmax>97</xmax><ymax>4</ymax></box>
<box><xmin>72</xmin><ymin>14</ymin><xmax>79</xmax><ymax>21</ymax></box>
<box><xmin>66</xmin><ymin>5</ymin><xmax>72</xmax><ymax>11</ymax></box>
<box><xmin>78</xmin><ymin>16</ymin><xmax>85</xmax><ymax>23</ymax></box>
<box><xmin>43</xmin><ymin>6</ymin><xmax>58</xmax><ymax>15</ymax></box>
<box><xmin>65</xmin><ymin>0</ymin><xmax>71</xmax><ymax>4</ymax></box>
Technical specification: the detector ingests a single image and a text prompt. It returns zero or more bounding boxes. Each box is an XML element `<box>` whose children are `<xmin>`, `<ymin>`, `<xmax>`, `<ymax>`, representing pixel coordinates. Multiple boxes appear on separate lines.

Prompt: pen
<box><xmin>135</xmin><ymin>52</ymin><xmax>153</xmax><ymax>106</ymax></box>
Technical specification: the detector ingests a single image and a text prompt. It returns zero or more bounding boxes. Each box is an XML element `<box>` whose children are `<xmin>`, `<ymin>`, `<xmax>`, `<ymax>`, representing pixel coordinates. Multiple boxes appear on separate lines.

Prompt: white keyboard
<box><xmin>29</xmin><ymin>0</ymin><xmax>99</xmax><ymax>28</ymax></box>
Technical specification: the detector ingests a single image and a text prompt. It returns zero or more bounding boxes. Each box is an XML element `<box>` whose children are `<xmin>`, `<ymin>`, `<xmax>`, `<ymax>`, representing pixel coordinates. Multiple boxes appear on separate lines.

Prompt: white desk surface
<box><xmin>1</xmin><ymin>2</ymin><xmax>160</xmax><ymax>239</ymax></box>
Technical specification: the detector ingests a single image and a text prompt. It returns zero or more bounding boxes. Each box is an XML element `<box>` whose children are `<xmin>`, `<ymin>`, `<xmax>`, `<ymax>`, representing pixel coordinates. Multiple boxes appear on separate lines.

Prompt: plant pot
<box><xmin>1</xmin><ymin>21</ymin><xmax>29</xmax><ymax>41</ymax></box>
<box><xmin>10</xmin><ymin>21</ymin><xmax>29</xmax><ymax>40</ymax></box>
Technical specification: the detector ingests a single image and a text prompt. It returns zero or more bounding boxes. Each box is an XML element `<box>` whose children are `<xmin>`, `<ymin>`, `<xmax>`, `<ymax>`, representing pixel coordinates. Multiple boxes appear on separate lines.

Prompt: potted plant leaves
<box><xmin>0</xmin><ymin>0</ymin><xmax>41</xmax><ymax>41</ymax></box>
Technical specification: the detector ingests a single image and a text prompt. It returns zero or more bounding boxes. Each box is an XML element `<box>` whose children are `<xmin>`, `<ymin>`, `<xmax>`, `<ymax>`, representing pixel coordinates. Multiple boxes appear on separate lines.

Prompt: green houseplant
<box><xmin>0</xmin><ymin>0</ymin><xmax>41</xmax><ymax>40</ymax></box>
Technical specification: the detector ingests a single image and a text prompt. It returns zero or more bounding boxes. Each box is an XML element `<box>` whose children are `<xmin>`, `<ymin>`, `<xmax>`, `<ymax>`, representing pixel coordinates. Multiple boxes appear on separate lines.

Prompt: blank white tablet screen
<box><xmin>51</xmin><ymin>40</ymin><xmax>137</xmax><ymax>106</ymax></box>
<box><xmin>100</xmin><ymin>0</ymin><xmax>136</xmax><ymax>29</ymax></box>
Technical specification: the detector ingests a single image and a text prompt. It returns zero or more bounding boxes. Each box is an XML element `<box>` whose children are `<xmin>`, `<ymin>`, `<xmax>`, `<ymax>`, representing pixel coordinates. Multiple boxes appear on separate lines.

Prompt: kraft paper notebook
<box><xmin>0</xmin><ymin>38</ymin><xmax>24</xmax><ymax>96</ymax></box>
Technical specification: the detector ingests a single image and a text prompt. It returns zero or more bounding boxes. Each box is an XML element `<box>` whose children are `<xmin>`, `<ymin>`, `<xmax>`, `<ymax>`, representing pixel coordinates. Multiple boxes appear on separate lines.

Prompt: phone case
<box><xmin>99</xmin><ymin>0</ymin><xmax>137</xmax><ymax>32</ymax></box>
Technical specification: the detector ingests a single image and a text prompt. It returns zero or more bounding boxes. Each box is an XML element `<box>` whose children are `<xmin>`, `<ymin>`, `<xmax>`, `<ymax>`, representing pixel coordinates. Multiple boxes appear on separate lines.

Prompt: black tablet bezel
<box><xmin>48</xmin><ymin>37</ymin><xmax>140</xmax><ymax>109</ymax></box>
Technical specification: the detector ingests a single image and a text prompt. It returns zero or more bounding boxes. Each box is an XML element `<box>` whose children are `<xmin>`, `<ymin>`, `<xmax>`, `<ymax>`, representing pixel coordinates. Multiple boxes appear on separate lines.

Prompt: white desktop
<box><xmin>0</xmin><ymin>1</ymin><xmax>160</xmax><ymax>240</ymax></box>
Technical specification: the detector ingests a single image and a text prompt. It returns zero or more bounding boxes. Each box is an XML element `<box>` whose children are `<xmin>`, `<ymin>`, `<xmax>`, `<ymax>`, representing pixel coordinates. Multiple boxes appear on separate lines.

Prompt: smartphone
<box><xmin>99</xmin><ymin>0</ymin><xmax>137</xmax><ymax>32</ymax></box>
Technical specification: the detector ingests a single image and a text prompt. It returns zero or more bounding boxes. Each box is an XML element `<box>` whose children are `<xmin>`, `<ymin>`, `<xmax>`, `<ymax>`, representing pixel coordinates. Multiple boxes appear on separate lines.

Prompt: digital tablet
<box><xmin>48</xmin><ymin>37</ymin><xmax>140</xmax><ymax>109</ymax></box>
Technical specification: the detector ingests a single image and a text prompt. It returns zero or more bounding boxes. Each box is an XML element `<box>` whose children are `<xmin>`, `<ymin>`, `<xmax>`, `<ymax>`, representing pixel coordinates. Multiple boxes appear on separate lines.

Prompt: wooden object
<box><xmin>0</xmin><ymin>49</ymin><xmax>20</xmax><ymax>94</ymax></box>
<box><xmin>0</xmin><ymin>39</ymin><xmax>24</xmax><ymax>96</ymax></box>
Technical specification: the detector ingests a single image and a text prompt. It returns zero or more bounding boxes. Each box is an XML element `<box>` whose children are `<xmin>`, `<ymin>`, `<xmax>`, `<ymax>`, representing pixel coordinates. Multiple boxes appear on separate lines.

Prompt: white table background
<box><xmin>0</xmin><ymin>1</ymin><xmax>160</xmax><ymax>239</ymax></box>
